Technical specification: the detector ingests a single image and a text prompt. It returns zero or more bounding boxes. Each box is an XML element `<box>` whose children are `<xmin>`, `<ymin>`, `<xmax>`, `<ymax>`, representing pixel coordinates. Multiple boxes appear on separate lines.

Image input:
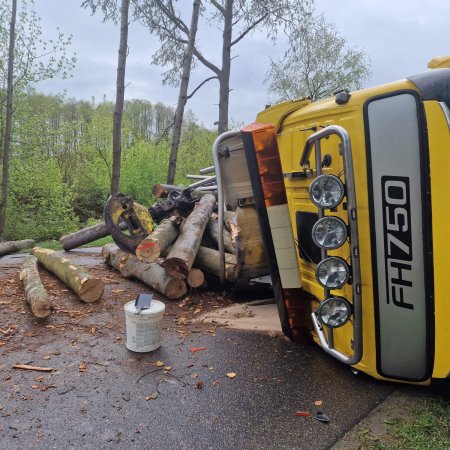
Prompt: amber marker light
<box><xmin>241</xmin><ymin>123</ymin><xmax>309</xmax><ymax>342</ymax></box>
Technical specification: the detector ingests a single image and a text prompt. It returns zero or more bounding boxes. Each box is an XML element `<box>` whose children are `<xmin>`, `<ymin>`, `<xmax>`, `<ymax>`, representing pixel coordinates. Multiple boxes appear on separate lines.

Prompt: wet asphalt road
<box><xmin>0</xmin><ymin>329</ymin><xmax>394</xmax><ymax>449</ymax></box>
<box><xmin>0</xmin><ymin>250</ymin><xmax>394</xmax><ymax>449</ymax></box>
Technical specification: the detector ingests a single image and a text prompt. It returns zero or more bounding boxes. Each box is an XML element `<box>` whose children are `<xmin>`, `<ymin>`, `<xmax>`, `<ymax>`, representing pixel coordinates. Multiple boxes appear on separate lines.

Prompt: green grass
<box><xmin>33</xmin><ymin>235</ymin><xmax>113</xmax><ymax>252</ymax></box>
<box><xmin>30</xmin><ymin>240</ymin><xmax>62</xmax><ymax>251</ymax></box>
<box><xmin>389</xmin><ymin>398</ymin><xmax>450</xmax><ymax>450</ymax></box>
<box><xmin>80</xmin><ymin>235</ymin><xmax>114</xmax><ymax>247</ymax></box>
<box><xmin>358</xmin><ymin>397</ymin><xmax>450</xmax><ymax>450</ymax></box>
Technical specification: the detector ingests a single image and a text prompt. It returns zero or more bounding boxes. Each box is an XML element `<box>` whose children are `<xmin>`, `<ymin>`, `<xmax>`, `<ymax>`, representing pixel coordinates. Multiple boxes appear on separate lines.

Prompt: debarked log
<box><xmin>207</xmin><ymin>216</ymin><xmax>236</xmax><ymax>254</ymax></box>
<box><xmin>0</xmin><ymin>239</ymin><xmax>35</xmax><ymax>257</ymax></box>
<box><xmin>102</xmin><ymin>244</ymin><xmax>187</xmax><ymax>300</ymax></box>
<box><xmin>135</xmin><ymin>216</ymin><xmax>184</xmax><ymax>264</ymax></box>
<box><xmin>194</xmin><ymin>247</ymin><xmax>240</xmax><ymax>283</ymax></box>
<box><xmin>19</xmin><ymin>255</ymin><xmax>52</xmax><ymax>318</ymax></box>
<box><xmin>60</xmin><ymin>221</ymin><xmax>127</xmax><ymax>251</ymax></box>
<box><xmin>163</xmin><ymin>194</ymin><xmax>216</xmax><ymax>279</ymax></box>
<box><xmin>31</xmin><ymin>247</ymin><xmax>104</xmax><ymax>303</ymax></box>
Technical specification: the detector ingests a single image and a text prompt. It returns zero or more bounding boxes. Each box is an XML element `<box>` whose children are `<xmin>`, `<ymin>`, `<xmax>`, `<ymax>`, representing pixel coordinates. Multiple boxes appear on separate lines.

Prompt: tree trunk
<box><xmin>207</xmin><ymin>216</ymin><xmax>236</xmax><ymax>254</ymax></box>
<box><xmin>187</xmin><ymin>268</ymin><xmax>205</xmax><ymax>288</ymax></box>
<box><xmin>0</xmin><ymin>239</ymin><xmax>35</xmax><ymax>257</ymax></box>
<box><xmin>60</xmin><ymin>222</ymin><xmax>126</xmax><ymax>251</ymax></box>
<box><xmin>194</xmin><ymin>246</ymin><xmax>239</xmax><ymax>282</ymax></box>
<box><xmin>19</xmin><ymin>255</ymin><xmax>52</xmax><ymax>318</ymax></box>
<box><xmin>110</xmin><ymin>0</ymin><xmax>130</xmax><ymax>195</ymax></box>
<box><xmin>0</xmin><ymin>0</ymin><xmax>17</xmax><ymax>237</ymax></box>
<box><xmin>163</xmin><ymin>194</ymin><xmax>216</xmax><ymax>278</ymax></box>
<box><xmin>217</xmin><ymin>0</ymin><xmax>233</xmax><ymax>135</ymax></box>
<box><xmin>31</xmin><ymin>247</ymin><xmax>104</xmax><ymax>303</ymax></box>
<box><xmin>135</xmin><ymin>216</ymin><xmax>184</xmax><ymax>263</ymax></box>
<box><xmin>102</xmin><ymin>243</ymin><xmax>187</xmax><ymax>300</ymax></box>
<box><xmin>166</xmin><ymin>0</ymin><xmax>201</xmax><ymax>184</ymax></box>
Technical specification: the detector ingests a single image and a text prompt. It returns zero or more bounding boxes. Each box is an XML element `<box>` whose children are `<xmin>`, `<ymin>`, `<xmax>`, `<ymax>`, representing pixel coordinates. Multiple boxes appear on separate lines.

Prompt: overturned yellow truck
<box><xmin>214</xmin><ymin>57</ymin><xmax>450</xmax><ymax>384</ymax></box>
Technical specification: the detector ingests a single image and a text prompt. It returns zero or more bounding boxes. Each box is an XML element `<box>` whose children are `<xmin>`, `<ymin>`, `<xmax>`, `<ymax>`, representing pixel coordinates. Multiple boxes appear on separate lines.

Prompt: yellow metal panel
<box><xmin>426</xmin><ymin>101</ymin><xmax>450</xmax><ymax>379</ymax></box>
<box><xmin>257</xmin><ymin>78</ymin><xmax>426</xmax><ymax>381</ymax></box>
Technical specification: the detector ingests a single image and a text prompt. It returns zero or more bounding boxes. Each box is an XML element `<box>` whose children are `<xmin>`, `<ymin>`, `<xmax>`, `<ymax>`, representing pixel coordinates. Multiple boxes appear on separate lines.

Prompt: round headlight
<box><xmin>316</xmin><ymin>257</ymin><xmax>350</xmax><ymax>289</ymax></box>
<box><xmin>312</xmin><ymin>216</ymin><xmax>347</xmax><ymax>249</ymax></box>
<box><xmin>309</xmin><ymin>175</ymin><xmax>345</xmax><ymax>209</ymax></box>
<box><xmin>317</xmin><ymin>297</ymin><xmax>351</xmax><ymax>328</ymax></box>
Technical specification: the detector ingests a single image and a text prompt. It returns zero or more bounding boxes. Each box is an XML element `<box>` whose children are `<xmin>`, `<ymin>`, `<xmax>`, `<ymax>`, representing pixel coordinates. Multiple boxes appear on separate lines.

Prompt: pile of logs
<box><xmin>102</xmin><ymin>193</ymin><xmax>239</xmax><ymax>300</ymax></box>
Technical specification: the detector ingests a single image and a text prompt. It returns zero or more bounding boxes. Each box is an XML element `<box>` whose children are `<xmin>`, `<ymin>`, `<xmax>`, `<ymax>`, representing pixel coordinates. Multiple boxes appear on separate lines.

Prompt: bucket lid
<box><xmin>124</xmin><ymin>299</ymin><xmax>165</xmax><ymax>315</ymax></box>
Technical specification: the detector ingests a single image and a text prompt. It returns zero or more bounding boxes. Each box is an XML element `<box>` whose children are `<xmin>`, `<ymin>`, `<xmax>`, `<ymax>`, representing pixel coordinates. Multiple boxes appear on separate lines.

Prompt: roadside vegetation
<box><xmin>356</xmin><ymin>396</ymin><xmax>450</xmax><ymax>450</ymax></box>
<box><xmin>3</xmin><ymin>93</ymin><xmax>215</xmax><ymax>242</ymax></box>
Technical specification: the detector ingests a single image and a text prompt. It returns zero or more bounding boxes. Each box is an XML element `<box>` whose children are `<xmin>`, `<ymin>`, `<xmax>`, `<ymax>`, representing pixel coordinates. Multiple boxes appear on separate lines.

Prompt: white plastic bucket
<box><xmin>124</xmin><ymin>299</ymin><xmax>165</xmax><ymax>352</ymax></box>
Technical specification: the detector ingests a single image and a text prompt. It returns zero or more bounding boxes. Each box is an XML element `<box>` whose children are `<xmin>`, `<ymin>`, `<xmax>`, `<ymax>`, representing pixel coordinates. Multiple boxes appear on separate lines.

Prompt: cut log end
<box><xmin>31</xmin><ymin>299</ymin><xmax>52</xmax><ymax>318</ymax></box>
<box><xmin>187</xmin><ymin>269</ymin><xmax>205</xmax><ymax>288</ymax></box>
<box><xmin>165</xmin><ymin>278</ymin><xmax>188</xmax><ymax>300</ymax></box>
<box><xmin>136</xmin><ymin>238</ymin><xmax>161</xmax><ymax>263</ymax></box>
<box><xmin>162</xmin><ymin>258</ymin><xmax>189</xmax><ymax>279</ymax></box>
<box><xmin>78</xmin><ymin>279</ymin><xmax>105</xmax><ymax>303</ymax></box>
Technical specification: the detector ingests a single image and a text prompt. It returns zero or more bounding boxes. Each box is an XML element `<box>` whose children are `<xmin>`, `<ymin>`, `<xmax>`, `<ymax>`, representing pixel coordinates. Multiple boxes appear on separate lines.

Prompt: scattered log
<box><xmin>187</xmin><ymin>268</ymin><xmax>205</xmax><ymax>288</ymax></box>
<box><xmin>13</xmin><ymin>364</ymin><xmax>54</xmax><ymax>372</ymax></box>
<box><xmin>163</xmin><ymin>194</ymin><xmax>216</xmax><ymax>279</ymax></box>
<box><xmin>31</xmin><ymin>247</ymin><xmax>104</xmax><ymax>303</ymax></box>
<box><xmin>0</xmin><ymin>239</ymin><xmax>35</xmax><ymax>257</ymax></box>
<box><xmin>102</xmin><ymin>244</ymin><xmax>187</xmax><ymax>300</ymax></box>
<box><xmin>194</xmin><ymin>247</ymin><xmax>240</xmax><ymax>283</ymax></box>
<box><xmin>135</xmin><ymin>216</ymin><xmax>184</xmax><ymax>264</ymax></box>
<box><xmin>19</xmin><ymin>255</ymin><xmax>52</xmax><ymax>318</ymax></box>
<box><xmin>60</xmin><ymin>221</ymin><xmax>126</xmax><ymax>251</ymax></box>
<box><xmin>207</xmin><ymin>216</ymin><xmax>236</xmax><ymax>254</ymax></box>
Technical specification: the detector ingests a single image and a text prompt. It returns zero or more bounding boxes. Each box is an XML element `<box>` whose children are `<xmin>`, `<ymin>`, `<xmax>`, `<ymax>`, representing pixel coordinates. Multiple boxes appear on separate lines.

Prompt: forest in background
<box><xmin>3</xmin><ymin>91</ymin><xmax>215</xmax><ymax>241</ymax></box>
<box><xmin>0</xmin><ymin>0</ymin><xmax>371</xmax><ymax>243</ymax></box>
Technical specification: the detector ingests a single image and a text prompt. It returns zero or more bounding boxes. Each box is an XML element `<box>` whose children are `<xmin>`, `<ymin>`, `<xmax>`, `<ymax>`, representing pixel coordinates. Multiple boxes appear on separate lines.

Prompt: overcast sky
<box><xmin>33</xmin><ymin>0</ymin><xmax>450</xmax><ymax>128</ymax></box>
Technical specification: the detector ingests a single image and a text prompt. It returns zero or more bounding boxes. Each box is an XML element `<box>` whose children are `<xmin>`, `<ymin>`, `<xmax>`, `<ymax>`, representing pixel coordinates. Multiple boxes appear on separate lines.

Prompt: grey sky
<box><xmin>34</xmin><ymin>0</ymin><xmax>450</xmax><ymax>128</ymax></box>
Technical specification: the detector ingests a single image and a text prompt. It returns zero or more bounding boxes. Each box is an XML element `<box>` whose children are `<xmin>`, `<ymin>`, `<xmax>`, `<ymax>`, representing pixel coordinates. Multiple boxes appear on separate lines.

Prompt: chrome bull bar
<box><xmin>300</xmin><ymin>125</ymin><xmax>363</xmax><ymax>365</ymax></box>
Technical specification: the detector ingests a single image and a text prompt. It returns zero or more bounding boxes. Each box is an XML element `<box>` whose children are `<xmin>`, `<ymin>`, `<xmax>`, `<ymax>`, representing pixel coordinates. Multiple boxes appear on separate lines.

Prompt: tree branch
<box><xmin>230</xmin><ymin>13</ymin><xmax>270</xmax><ymax>47</ymax></box>
<box><xmin>210</xmin><ymin>0</ymin><xmax>225</xmax><ymax>15</ymax></box>
<box><xmin>186</xmin><ymin>76</ymin><xmax>219</xmax><ymax>100</ymax></box>
<box><xmin>193</xmin><ymin>48</ymin><xmax>221</xmax><ymax>76</ymax></box>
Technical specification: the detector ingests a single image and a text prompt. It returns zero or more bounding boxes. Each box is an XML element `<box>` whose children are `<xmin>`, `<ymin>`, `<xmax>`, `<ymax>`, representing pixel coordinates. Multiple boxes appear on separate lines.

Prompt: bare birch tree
<box><xmin>0</xmin><ymin>0</ymin><xmax>17</xmax><ymax>238</ymax></box>
<box><xmin>111</xmin><ymin>0</ymin><xmax>130</xmax><ymax>195</ymax></box>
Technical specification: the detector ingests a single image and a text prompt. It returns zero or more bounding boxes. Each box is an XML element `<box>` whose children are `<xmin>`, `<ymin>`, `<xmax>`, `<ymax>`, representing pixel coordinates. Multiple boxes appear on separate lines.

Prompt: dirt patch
<box><xmin>198</xmin><ymin>302</ymin><xmax>282</xmax><ymax>333</ymax></box>
<box><xmin>0</xmin><ymin>249</ymin><xmax>234</xmax><ymax>356</ymax></box>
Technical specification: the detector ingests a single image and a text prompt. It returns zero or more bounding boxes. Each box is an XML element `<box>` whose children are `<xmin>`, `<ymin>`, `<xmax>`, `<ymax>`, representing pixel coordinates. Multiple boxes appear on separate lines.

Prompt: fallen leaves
<box><xmin>154</xmin><ymin>361</ymin><xmax>165</xmax><ymax>367</ymax></box>
<box><xmin>32</xmin><ymin>384</ymin><xmax>58</xmax><ymax>391</ymax></box>
<box><xmin>226</xmin><ymin>372</ymin><xmax>237</xmax><ymax>379</ymax></box>
<box><xmin>144</xmin><ymin>392</ymin><xmax>159</xmax><ymax>401</ymax></box>
<box><xmin>13</xmin><ymin>364</ymin><xmax>54</xmax><ymax>373</ymax></box>
<box><xmin>189</xmin><ymin>347</ymin><xmax>207</xmax><ymax>354</ymax></box>
<box><xmin>195</xmin><ymin>381</ymin><xmax>204</xmax><ymax>389</ymax></box>
<box><xmin>79</xmin><ymin>362</ymin><xmax>87</xmax><ymax>373</ymax></box>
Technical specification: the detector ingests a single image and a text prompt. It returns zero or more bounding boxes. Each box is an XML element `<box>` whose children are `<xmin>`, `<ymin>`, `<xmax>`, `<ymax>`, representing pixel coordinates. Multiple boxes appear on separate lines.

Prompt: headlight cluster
<box><xmin>309</xmin><ymin>174</ymin><xmax>352</xmax><ymax>328</ymax></box>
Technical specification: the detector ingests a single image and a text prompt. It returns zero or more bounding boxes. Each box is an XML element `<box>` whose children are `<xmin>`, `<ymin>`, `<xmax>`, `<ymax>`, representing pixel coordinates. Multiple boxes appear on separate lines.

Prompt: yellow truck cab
<box><xmin>215</xmin><ymin>59</ymin><xmax>450</xmax><ymax>384</ymax></box>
